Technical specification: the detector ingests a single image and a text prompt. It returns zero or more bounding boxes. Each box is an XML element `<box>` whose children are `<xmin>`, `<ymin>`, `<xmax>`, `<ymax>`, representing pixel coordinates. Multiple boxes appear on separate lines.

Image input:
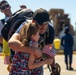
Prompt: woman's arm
<box><xmin>28</xmin><ymin>54</ymin><xmax>53</xmax><ymax>69</ymax></box>
<box><xmin>8</xmin><ymin>33</ymin><xmax>42</xmax><ymax>58</ymax></box>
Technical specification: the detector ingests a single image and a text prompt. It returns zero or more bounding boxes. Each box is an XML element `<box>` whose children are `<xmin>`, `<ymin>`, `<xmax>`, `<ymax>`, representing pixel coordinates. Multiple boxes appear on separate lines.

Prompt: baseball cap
<box><xmin>33</xmin><ymin>8</ymin><xmax>50</xmax><ymax>25</ymax></box>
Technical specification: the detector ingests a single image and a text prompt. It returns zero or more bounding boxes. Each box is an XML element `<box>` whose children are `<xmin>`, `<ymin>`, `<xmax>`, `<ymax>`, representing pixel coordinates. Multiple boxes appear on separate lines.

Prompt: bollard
<box><xmin>53</xmin><ymin>38</ymin><xmax>61</xmax><ymax>50</ymax></box>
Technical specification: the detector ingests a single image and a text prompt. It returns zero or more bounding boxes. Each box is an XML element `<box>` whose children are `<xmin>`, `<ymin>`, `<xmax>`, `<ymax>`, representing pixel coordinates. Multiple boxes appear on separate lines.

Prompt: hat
<box><xmin>33</xmin><ymin>8</ymin><xmax>50</xmax><ymax>25</ymax></box>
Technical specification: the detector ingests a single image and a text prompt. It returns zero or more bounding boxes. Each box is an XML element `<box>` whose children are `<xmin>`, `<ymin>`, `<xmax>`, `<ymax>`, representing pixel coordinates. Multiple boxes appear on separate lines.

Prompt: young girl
<box><xmin>9</xmin><ymin>22</ymin><xmax>53</xmax><ymax>75</ymax></box>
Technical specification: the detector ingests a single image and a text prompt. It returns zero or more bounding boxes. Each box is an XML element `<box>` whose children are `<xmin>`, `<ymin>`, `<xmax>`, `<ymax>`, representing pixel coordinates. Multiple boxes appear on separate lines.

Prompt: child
<box><xmin>9</xmin><ymin>22</ymin><xmax>53</xmax><ymax>75</ymax></box>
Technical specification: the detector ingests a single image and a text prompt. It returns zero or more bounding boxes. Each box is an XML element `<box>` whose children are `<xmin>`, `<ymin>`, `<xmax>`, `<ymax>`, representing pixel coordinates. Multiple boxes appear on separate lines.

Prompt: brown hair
<box><xmin>19</xmin><ymin>22</ymin><xmax>39</xmax><ymax>46</ymax></box>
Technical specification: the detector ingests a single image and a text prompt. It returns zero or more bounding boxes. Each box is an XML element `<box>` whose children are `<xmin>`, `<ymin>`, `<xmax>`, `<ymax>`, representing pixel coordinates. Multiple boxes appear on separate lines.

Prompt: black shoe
<box><xmin>66</xmin><ymin>66</ymin><xmax>68</xmax><ymax>70</ymax></box>
<box><xmin>69</xmin><ymin>67</ymin><xmax>73</xmax><ymax>70</ymax></box>
<box><xmin>66</xmin><ymin>67</ymin><xmax>68</xmax><ymax>70</ymax></box>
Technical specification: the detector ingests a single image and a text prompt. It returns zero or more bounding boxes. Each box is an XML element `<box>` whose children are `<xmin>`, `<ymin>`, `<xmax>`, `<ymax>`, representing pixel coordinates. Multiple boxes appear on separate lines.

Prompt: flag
<box><xmin>42</xmin><ymin>45</ymin><xmax>58</xmax><ymax>58</ymax></box>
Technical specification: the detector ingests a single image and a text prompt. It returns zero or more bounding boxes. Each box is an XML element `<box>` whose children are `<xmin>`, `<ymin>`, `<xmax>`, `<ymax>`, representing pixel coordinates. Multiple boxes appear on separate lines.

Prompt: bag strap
<box><xmin>0</xmin><ymin>19</ymin><xmax>5</xmax><ymax>25</ymax></box>
<box><xmin>43</xmin><ymin>25</ymin><xmax>49</xmax><ymax>47</ymax></box>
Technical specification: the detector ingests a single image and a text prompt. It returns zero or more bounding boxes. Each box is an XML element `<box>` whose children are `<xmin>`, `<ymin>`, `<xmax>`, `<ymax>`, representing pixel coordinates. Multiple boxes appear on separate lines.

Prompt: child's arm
<box><xmin>28</xmin><ymin>54</ymin><xmax>53</xmax><ymax>69</ymax></box>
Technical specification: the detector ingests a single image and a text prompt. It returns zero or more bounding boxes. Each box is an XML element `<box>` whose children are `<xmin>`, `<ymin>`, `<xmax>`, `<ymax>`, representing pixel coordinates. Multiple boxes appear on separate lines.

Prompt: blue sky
<box><xmin>0</xmin><ymin>0</ymin><xmax>76</xmax><ymax>30</ymax></box>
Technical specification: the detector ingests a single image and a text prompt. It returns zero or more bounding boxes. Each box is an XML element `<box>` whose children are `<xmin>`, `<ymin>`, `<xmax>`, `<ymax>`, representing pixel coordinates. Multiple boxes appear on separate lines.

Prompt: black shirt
<box><xmin>39</xmin><ymin>24</ymin><xmax>55</xmax><ymax>49</ymax></box>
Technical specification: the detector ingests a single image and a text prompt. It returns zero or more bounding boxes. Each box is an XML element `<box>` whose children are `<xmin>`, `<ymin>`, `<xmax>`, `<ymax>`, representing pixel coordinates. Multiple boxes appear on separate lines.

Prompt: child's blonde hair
<box><xmin>19</xmin><ymin>22</ymin><xmax>39</xmax><ymax>46</ymax></box>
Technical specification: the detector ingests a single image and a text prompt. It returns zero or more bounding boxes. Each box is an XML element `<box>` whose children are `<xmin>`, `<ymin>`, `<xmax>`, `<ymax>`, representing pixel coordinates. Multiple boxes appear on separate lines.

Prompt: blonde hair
<box><xmin>19</xmin><ymin>22</ymin><xmax>39</xmax><ymax>46</ymax></box>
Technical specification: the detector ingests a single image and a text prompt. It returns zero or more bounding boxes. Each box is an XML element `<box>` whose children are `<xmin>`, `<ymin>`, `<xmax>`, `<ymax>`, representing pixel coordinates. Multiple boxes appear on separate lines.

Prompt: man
<box><xmin>0</xmin><ymin>0</ymin><xmax>12</xmax><ymax>71</ymax></box>
<box><xmin>8</xmin><ymin>8</ymin><xmax>56</xmax><ymax>74</ymax></box>
<box><xmin>61</xmin><ymin>27</ymin><xmax>74</xmax><ymax>70</ymax></box>
<box><xmin>0</xmin><ymin>0</ymin><xmax>12</xmax><ymax>44</ymax></box>
<box><xmin>0</xmin><ymin>0</ymin><xmax>12</xmax><ymax>57</ymax></box>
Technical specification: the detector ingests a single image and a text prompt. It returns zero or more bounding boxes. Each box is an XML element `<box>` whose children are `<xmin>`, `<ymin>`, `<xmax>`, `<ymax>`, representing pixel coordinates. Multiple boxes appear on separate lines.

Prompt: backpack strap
<box><xmin>0</xmin><ymin>19</ymin><xmax>5</xmax><ymax>25</ymax></box>
<box><xmin>39</xmin><ymin>25</ymin><xmax>49</xmax><ymax>50</ymax></box>
<box><xmin>43</xmin><ymin>25</ymin><xmax>49</xmax><ymax>46</ymax></box>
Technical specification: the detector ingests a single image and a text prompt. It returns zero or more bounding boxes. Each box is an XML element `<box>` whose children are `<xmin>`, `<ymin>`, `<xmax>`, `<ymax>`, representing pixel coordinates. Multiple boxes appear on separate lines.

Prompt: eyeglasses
<box><xmin>1</xmin><ymin>4</ymin><xmax>9</xmax><ymax>10</ymax></box>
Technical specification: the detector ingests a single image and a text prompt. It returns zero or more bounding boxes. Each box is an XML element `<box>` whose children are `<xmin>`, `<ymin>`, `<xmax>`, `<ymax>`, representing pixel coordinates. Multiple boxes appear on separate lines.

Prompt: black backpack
<box><xmin>1</xmin><ymin>8</ymin><xmax>33</xmax><ymax>41</ymax></box>
<box><xmin>0</xmin><ymin>19</ymin><xmax>5</xmax><ymax>25</ymax></box>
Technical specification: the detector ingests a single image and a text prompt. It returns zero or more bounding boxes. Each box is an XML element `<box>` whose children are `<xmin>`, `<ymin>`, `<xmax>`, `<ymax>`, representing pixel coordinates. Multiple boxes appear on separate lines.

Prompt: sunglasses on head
<box><xmin>1</xmin><ymin>4</ymin><xmax>9</xmax><ymax>10</ymax></box>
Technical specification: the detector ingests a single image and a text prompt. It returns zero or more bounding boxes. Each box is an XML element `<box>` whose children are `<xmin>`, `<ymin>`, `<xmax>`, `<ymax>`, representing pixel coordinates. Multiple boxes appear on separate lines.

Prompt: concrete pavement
<box><xmin>44</xmin><ymin>55</ymin><xmax>76</xmax><ymax>75</ymax></box>
<box><xmin>0</xmin><ymin>55</ymin><xmax>76</xmax><ymax>75</ymax></box>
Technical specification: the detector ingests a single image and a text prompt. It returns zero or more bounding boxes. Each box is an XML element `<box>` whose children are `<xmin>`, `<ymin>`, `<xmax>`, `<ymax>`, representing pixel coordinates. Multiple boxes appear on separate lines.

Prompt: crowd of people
<box><xmin>0</xmin><ymin>0</ymin><xmax>74</xmax><ymax>75</ymax></box>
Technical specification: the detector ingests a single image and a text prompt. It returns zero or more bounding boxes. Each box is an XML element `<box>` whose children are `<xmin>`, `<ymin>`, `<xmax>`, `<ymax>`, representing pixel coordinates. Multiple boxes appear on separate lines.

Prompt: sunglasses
<box><xmin>36</xmin><ymin>21</ymin><xmax>49</xmax><ymax>26</ymax></box>
<box><xmin>1</xmin><ymin>4</ymin><xmax>9</xmax><ymax>10</ymax></box>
